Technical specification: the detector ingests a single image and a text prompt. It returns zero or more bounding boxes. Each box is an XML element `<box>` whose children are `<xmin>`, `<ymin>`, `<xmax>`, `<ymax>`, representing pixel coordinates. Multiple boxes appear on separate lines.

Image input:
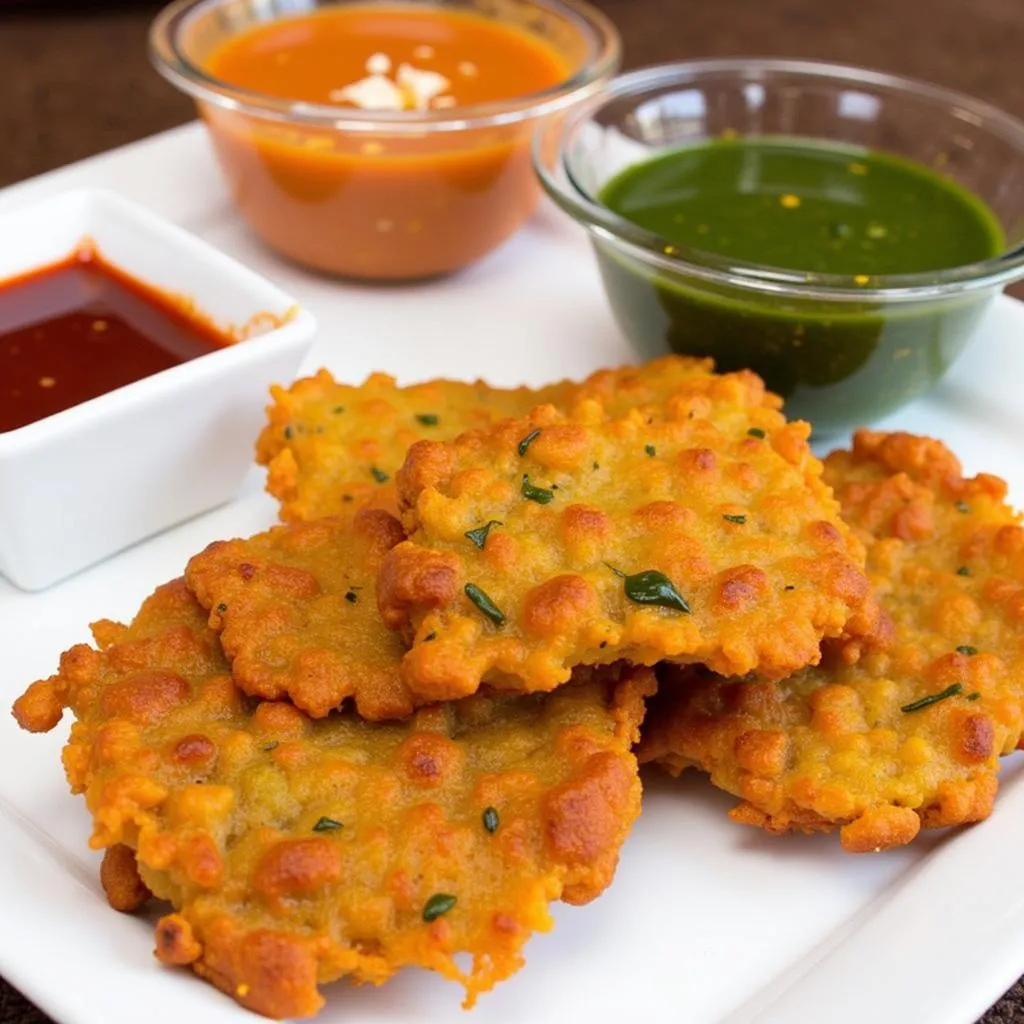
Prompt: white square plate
<box><xmin>1</xmin><ymin>124</ymin><xmax>1023</xmax><ymax>1024</ymax></box>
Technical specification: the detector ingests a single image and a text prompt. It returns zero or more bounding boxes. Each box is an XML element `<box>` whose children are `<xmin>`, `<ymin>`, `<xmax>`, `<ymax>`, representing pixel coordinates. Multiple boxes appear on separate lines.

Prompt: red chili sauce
<box><xmin>0</xmin><ymin>247</ymin><xmax>232</xmax><ymax>434</ymax></box>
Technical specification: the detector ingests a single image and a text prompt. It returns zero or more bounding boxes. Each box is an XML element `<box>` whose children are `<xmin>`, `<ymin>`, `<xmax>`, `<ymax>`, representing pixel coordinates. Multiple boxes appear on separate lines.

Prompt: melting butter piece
<box><xmin>365</xmin><ymin>52</ymin><xmax>392</xmax><ymax>75</ymax></box>
<box><xmin>329</xmin><ymin>53</ymin><xmax>454</xmax><ymax>111</ymax></box>
<box><xmin>396</xmin><ymin>63</ymin><xmax>452</xmax><ymax>110</ymax></box>
<box><xmin>329</xmin><ymin>73</ymin><xmax>405</xmax><ymax>111</ymax></box>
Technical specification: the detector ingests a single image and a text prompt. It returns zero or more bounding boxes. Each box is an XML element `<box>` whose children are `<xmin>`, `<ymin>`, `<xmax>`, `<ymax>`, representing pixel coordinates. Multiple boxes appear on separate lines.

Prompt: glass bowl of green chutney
<box><xmin>534</xmin><ymin>58</ymin><xmax>1024</xmax><ymax>436</ymax></box>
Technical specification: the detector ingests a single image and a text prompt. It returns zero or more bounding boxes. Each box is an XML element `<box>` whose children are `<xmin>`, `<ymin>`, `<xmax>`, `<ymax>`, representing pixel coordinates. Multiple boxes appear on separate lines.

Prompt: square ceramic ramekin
<box><xmin>0</xmin><ymin>188</ymin><xmax>315</xmax><ymax>591</ymax></box>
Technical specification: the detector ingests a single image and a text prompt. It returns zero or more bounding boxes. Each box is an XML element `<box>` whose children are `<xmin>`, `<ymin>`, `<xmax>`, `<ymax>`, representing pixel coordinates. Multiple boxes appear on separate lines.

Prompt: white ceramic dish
<box><xmin>2</xmin><ymin>125</ymin><xmax>1024</xmax><ymax>1024</ymax></box>
<box><xmin>0</xmin><ymin>188</ymin><xmax>315</xmax><ymax>592</ymax></box>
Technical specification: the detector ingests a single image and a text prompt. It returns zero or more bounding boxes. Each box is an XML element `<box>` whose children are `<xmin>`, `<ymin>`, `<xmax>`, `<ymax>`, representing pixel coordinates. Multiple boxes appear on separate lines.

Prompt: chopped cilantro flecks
<box><xmin>423</xmin><ymin>631</ymin><xmax>437</xmax><ymax>642</ymax></box>
<box><xmin>416</xmin><ymin>413</ymin><xmax>439</xmax><ymax>426</ymax></box>
<box><xmin>465</xmin><ymin>520</ymin><xmax>503</xmax><ymax>549</ymax></box>
<box><xmin>517</xmin><ymin>429</ymin><xmax>541</xmax><ymax>456</ymax></box>
<box><xmin>284</xmin><ymin>425</ymin><xmax>294</xmax><ymax>440</ymax></box>
<box><xmin>465</xmin><ymin>583</ymin><xmax>506</xmax><ymax>627</ymax></box>
<box><xmin>968</xmin><ymin>692</ymin><xmax>982</xmax><ymax>701</ymax></box>
<box><xmin>370</xmin><ymin>466</ymin><xmax>390</xmax><ymax>484</ymax></box>
<box><xmin>901</xmin><ymin>683</ymin><xmax>962</xmax><ymax>713</ymax></box>
<box><xmin>216</xmin><ymin>603</ymin><xmax>228</xmax><ymax>613</ymax></box>
<box><xmin>422</xmin><ymin>893</ymin><xmax>457</xmax><ymax>922</ymax></box>
<box><xmin>956</xmin><ymin>566</ymin><xmax>972</xmax><ymax>577</ymax></box>
<box><xmin>723</xmin><ymin>514</ymin><xmax>747</xmax><ymax>524</ymax></box>
<box><xmin>482</xmin><ymin>807</ymin><xmax>499</xmax><ymax>834</ymax></box>
<box><xmin>748</xmin><ymin>427</ymin><xmax>766</xmax><ymax>439</ymax></box>
<box><xmin>956</xmin><ymin>500</ymin><xmax>970</xmax><ymax>513</ymax></box>
<box><xmin>312</xmin><ymin>816</ymin><xmax>342</xmax><ymax>832</ymax></box>
<box><xmin>956</xmin><ymin>645</ymin><xmax>978</xmax><ymax>656</ymax></box>
<box><xmin>522</xmin><ymin>475</ymin><xmax>554</xmax><ymax>504</ymax></box>
<box><xmin>645</xmin><ymin>445</ymin><xmax>656</xmax><ymax>457</ymax></box>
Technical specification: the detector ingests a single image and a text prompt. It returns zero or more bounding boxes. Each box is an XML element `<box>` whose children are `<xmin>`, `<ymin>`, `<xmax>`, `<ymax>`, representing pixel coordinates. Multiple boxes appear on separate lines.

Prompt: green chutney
<box><xmin>595</xmin><ymin>138</ymin><xmax>1005</xmax><ymax>434</ymax></box>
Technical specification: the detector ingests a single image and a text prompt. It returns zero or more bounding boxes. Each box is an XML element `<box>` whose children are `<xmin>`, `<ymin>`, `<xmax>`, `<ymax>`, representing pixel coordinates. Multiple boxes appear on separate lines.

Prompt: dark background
<box><xmin>1</xmin><ymin>0</ymin><xmax>1023</xmax><ymax>1021</ymax></box>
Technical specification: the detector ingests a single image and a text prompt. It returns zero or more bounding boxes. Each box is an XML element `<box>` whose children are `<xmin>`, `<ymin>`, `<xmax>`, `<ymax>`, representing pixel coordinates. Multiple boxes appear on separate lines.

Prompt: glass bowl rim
<box><xmin>149</xmin><ymin>0</ymin><xmax>621</xmax><ymax>134</ymax></box>
<box><xmin>534</xmin><ymin>57</ymin><xmax>1024</xmax><ymax>303</ymax></box>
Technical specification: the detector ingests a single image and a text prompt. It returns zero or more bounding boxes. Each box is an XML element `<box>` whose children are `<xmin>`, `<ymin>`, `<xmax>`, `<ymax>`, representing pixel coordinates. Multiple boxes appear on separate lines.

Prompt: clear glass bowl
<box><xmin>535</xmin><ymin>58</ymin><xmax>1024</xmax><ymax>436</ymax></box>
<box><xmin>151</xmin><ymin>0</ymin><xmax>619</xmax><ymax>281</ymax></box>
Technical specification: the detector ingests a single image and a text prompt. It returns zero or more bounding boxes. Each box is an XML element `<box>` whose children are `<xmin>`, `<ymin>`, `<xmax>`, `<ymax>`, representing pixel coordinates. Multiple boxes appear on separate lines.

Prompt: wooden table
<box><xmin>1</xmin><ymin>1</ymin><xmax>1022</xmax><ymax>1021</ymax></box>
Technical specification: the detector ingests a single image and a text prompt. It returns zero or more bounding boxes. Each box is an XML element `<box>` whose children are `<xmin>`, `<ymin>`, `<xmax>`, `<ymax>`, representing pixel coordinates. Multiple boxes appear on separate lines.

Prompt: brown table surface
<box><xmin>2</xmin><ymin>0</ymin><xmax>1023</xmax><ymax>1021</ymax></box>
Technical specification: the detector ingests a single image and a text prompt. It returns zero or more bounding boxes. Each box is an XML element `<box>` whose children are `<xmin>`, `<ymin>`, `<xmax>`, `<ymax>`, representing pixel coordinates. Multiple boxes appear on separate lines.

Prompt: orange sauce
<box><xmin>201</xmin><ymin>6</ymin><xmax>571</xmax><ymax>279</ymax></box>
<box><xmin>207</xmin><ymin>7</ymin><xmax>567</xmax><ymax>108</ymax></box>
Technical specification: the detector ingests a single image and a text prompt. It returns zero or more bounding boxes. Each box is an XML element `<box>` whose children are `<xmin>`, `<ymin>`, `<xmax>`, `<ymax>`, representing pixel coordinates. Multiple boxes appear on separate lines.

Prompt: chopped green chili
<box><xmin>956</xmin><ymin>645</ymin><xmax>978</xmax><ymax>656</ymax></box>
<box><xmin>518</xmin><ymin>429</ymin><xmax>541</xmax><ymax>456</ymax></box>
<box><xmin>284</xmin><ymin>425</ymin><xmax>294</xmax><ymax>440</ymax></box>
<box><xmin>423</xmin><ymin>893</ymin><xmax>457</xmax><ymax>922</ymax></box>
<box><xmin>968</xmin><ymin>692</ymin><xmax>981</xmax><ymax>701</ymax></box>
<box><xmin>465</xmin><ymin>583</ymin><xmax>506</xmax><ymax>627</ymax></box>
<box><xmin>723</xmin><ymin>514</ymin><xmax>747</xmax><ymax>524</ymax></box>
<box><xmin>956</xmin><ymin>500</ymin><xmax>970</xmax><ymax>513</ymax></box>
<box><xmin>748</xmin><ymin>427</ymin><xmax>766</xmax><ymax>439</ymax></box>
<box><xmin>645</xmin><ymin>445</ymin><xmax>656</xmax><ymax>457</ymax></box>
<box><xmin>312</xmin><ymin>816</ymin><xmax>343</xmax><ymax>832</ymax></box>
<box><xmin>465</xmin><ymin>520</ymin><xmax>503</xmax><ymax>549</ymax></box>
<box><xmin>482</xmin><ymin>807</ymin><xmax>499</xmax><ymax>834</ymax></box>
<box><xmin>370</xmin><ymin>466</ymin><xmax>390</xmax><ymax>484</ymax></box>
<box><xmin>956</xmin><ymin>566</ymin><xmax>972</xmax><ymax>577</ymax></box>
<box><xmin>416</xmin><ymin>413</ymin><xmax>439</xmax><ymax>426</ymax></box>
<box><xmin>608</xmin><ymin>565</ymin><xmax>690</xmax><ymax>614</ymax></box>
<box><xmin>423</xmin><ymin>631</ymin><xmax>437</xmax><ymax>642</ymax></box>
<box><xmin>900</xmin><ymin>683</ymin><xmax>962</xmax><ymax>713</ymax></box>
<box><xmin>522</xmin><ymin>475</ymin><xmax>554</xmax><ymax>504</ymax></box>
<box><xmin>216</xmin><ymin>603</ymin><xmax>228</xmax><ymax>613</ymax></box>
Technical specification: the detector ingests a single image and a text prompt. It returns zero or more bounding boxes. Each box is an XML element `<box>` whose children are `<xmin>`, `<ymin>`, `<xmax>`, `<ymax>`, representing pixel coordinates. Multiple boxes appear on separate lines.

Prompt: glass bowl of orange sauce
<box><xmin>150</xmin><ymin>0</ymin><xmax>619</xmax><ymax>280</ymax></box>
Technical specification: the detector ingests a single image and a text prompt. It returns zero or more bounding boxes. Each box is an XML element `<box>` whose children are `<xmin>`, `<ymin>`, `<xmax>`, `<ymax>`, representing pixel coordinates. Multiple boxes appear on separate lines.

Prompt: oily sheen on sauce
<box><xmin>0</xmin><ymin>249</ymin><xmax>232</xmax><ymax>434</ymax></box>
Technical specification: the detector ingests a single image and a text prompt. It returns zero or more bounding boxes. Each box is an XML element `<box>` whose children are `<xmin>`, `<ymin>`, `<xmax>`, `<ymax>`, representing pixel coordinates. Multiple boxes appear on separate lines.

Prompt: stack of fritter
<box><xmin>640</xmin><ymin>430</ymin><xmax>1024</xmax><ymax>851</ymax></box>
<box><xmin>13</xmin><ymin>356</ymin><xmax>1023</xmax><ymax>1019</ymax></box>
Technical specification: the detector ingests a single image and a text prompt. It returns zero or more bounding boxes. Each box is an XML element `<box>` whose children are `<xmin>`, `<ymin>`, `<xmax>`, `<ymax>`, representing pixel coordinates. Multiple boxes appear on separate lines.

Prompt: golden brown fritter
<box><xmin>185</xmin><ymin>509</ymin><xmax>414</xmax><ymax>721</ymax></box>
<box><xmin>256</xmin><ymin>370</ymin><xmax>573</xmax><ymax>522</ymax></box>
<box><xmin>100</xmin><ymin>845</ymin><xmax>153</xmax><ymax>913</ymax></box>
<box><xmin>567</xmin><ymin>355</ymin><xmax>731</xmax><ymax>414</ymax></box>
<box><xmin>12</xmin><ymin>579</ymin><xmax>652</xmax><ymax>1020</ymax></box>
<box><xmin>378</xmin><ymin>376</ymin><xmax>872</xmax><ymax>702</ymax></box>
<box><xmin>640</xmin><ymin>430</ymin><xmax>1024</xmax><ymax>852</ymax></box>
<box><xmin>255</xmin><ymin>357</ymin><xmax>766</xmax><ymax>524</ymax></box>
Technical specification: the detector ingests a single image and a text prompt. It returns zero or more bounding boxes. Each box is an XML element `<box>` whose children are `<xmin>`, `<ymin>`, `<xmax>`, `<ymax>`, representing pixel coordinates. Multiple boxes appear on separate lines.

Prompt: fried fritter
<box><xmin>639</xmin><ymin>430</ymin><xmax>1024</xmax><ymax>852</ymax></box>
<box><xmin>378</xmin><ymin>373</ymin><xmax>873</xmax><ymax>701</ymax></box>
<box><xmin>12</xmin><ymin>579</ymin><xmax>652</xmax><ymax>1019</ymax></box>
<box><xmin>256</xmin><ymin>370</ymin><xmax>573</xmax><ymax>522</ymax></box>
<box><xmin>194</xmin><ymin>360</ymin><xmax>745</xmax><ymax>720</ymax></box>
<box><xmin>100</xmin><ymin>844</ymin><xmax>153</xmax><ymax>913</ymax></box>
<box><xmin>185</xmin><ymin>509</ymin><xmax>414</xmax><ymax>721</ymax></box>
<box><xmin>255</xmin><ymin>357</ymin><xmax>764</xmax><ymax>524</ymax></box>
